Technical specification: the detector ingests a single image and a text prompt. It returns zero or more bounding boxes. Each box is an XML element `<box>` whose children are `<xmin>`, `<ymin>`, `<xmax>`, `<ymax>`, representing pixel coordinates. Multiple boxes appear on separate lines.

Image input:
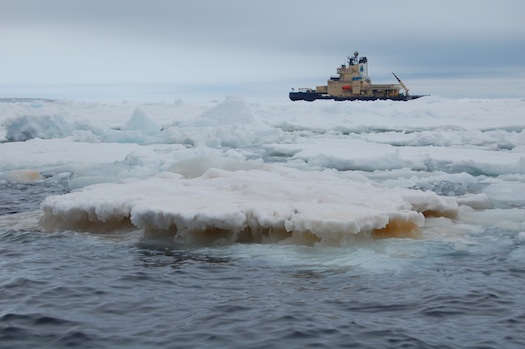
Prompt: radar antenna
<box><xmin>348</xmin><ymin>51</ymin><xmax>360</xmax><ymax>65</ymax></box>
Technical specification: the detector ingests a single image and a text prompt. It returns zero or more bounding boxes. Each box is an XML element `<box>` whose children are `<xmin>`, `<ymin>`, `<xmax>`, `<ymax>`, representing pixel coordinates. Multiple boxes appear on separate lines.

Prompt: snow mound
<box><xmin>122</xmin><ymin>108</ymin><xmax>160</xmax><ymax>136</ymax></box>
<box><xmin>198</xmin><ymin>96</ymin><xmax>256</xmax><ymax>126</ymax></box>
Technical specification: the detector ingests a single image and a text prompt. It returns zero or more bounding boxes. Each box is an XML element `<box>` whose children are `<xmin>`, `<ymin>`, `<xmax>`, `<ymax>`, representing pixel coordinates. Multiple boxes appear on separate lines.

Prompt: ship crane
<box><xmin>392</xmin><ymin>72</ymin><xmax>410</xmax><ymax>97</ymax></box>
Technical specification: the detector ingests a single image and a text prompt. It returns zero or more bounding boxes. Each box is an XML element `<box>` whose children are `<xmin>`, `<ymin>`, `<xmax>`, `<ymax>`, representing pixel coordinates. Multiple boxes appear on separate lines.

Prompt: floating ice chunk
<box><xmin>40</xmin><ymin>165</ymin><xmax>459</xmax><ymax>246</ymax></box>
<box><xmin>3</xmin><ymin>109</ymin><xmax>164</xmax><ymax>145</ymax></box>
<box><xmin>168</xmin><ymin>154</ymin><xmax>265</xmax><ymax>178</ymax></box>
<box><xmin>400</xmin><ymin>190</ymin><xmax>459</xmax><ymax>218</ymax></box>
<box><xmin>4</xmin><ymin>115</ymin><xmax>73</xmax><ymax>141</ymax></box>
<box><xmin>122</xmin><ymin>108</ymin><xmax>160</xmax><ymax>136</ymax></box>
<box><xmin>484</xmin><ymin>180</ymin><xmax>525</xmax><ymax>208</ymax></box>
<box><xmin>3</xmin><ymin>113</ymin><xmax>117</xmax><ymax>143</ymax></box>
<box><xmin>159</xmin><ymin>96</ymin><xmax>284</xmax><ymax>149</ymax></box>
<box><xmin>455</xmin><ymin>193</ymin><xmax>492</xmax><ymax>209</ymax></box>
<box><xmin>0</xmin><ymin>169</ymin><xmax>43</xmax><ymax>183</ymax></box>
<box><xmin>197</xmin><ymin>96</ymin><xmax>257</xmax><ymax>126</ymax></box>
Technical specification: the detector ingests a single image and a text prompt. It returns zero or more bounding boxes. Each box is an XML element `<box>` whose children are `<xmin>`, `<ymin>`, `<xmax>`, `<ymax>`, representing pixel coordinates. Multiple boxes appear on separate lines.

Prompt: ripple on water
<box><xmin>1</xmin><ymin>204</ymin><xmax>525</xmax><ymax>348</ymax></box>
<box><xmin>0</xmin><ymin>180</ymin><xmax>69</xmax><ymax>216</ymax></box>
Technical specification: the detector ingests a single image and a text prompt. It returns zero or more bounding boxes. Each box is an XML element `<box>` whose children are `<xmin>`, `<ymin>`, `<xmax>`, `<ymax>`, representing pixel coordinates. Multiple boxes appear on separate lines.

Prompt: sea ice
<box><xmin>40</xmin><ymin>164</ymin><xmax>458</xmax><ymax>246</ymax></box>
<box><xmin>0</xmin><ymin>96</ymin><xmax>523</xmax><ymax>247</ymax></box>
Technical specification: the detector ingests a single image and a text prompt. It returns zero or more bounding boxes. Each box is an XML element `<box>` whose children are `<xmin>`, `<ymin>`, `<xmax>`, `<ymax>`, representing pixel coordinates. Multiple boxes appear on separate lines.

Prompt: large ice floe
<box><xmin>40</xmin><ymin>160</ymin><xmax>458</xmax><ymax>246</ymax></box>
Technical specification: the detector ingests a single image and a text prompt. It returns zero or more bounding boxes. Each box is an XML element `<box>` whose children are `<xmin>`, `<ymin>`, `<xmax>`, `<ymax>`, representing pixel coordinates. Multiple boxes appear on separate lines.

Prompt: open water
<box><xmin>1</xmin><ymin>180</ymin><xmax>525</xmax><ymax>349</ymax></box>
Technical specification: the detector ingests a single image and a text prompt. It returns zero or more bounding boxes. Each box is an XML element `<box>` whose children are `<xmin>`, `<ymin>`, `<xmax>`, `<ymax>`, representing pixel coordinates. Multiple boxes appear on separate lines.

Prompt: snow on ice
<box><xmin>39</xmin><ymin>164</ymin><xmax>457</xmax><ymax>245</ymax></box>
<box><xmin>1</xmin><ymin>96</ymin><xmax>524</xmax><ymax>246</ymax></box>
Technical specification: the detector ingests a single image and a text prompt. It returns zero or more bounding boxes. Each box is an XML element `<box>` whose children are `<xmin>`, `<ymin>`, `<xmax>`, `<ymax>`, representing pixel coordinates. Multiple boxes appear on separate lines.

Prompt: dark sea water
<box><xmin>1</xmin><ymin>181</ymin><xmax>525</xmax><ymax>349</ymax></box>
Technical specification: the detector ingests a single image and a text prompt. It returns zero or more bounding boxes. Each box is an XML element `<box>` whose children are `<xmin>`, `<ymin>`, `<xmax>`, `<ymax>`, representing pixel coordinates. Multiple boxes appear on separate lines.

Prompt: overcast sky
<box><xmin>1</xmin><ymin>0</ymin><xmax>524</xmax><ymax>98</ymax></box>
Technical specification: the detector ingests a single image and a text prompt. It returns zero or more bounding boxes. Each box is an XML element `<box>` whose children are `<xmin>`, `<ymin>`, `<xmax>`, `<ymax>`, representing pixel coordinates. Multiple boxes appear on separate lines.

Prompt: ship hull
<box><xmin>289</xmin><ymin>91</ymin><xmax>425</xmax><ymax>102</ymax></box>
